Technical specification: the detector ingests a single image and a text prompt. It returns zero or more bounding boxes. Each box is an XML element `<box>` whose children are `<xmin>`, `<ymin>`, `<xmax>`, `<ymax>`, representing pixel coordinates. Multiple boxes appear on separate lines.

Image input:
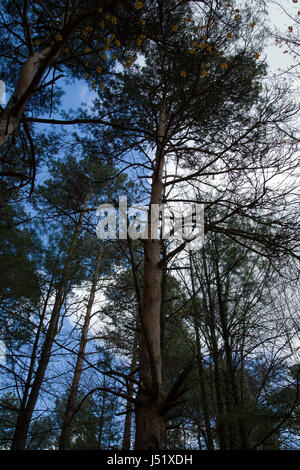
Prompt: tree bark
<box><xmin>58</xmin><ymin>245</ymin><xmax>103</xmax><ymax>450</ymax></box>
<box><xmin>134</xmin><ymin>104</ymin><xmax>167</xmax><ymax>450</ymax></box>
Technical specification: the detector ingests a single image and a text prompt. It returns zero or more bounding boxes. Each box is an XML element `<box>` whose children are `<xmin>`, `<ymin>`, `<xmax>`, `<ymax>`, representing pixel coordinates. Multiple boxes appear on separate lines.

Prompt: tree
<box><xmin>1</xmin><ymin>0</ymin><xmax>299</xmax><ymax>451</ymax></box>
<box><xmin>89</xmin><ymin>0</ymin><xmax>298</xmax><ymax>449</ymax></box>
<box><xmin>10</xmin><ymin>146</ymin><xmax>128</xmax><ymax>449</ymax></box>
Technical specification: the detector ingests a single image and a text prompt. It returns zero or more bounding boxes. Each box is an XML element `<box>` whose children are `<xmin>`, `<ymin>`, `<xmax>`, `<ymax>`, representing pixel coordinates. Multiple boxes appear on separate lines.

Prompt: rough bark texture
<box><xmin>134</xmin><ymin>105</ymin><xmax>166</xmax><ymax>450</ymax></box>
<box><xmin>0</xmin><ymin>49</ymin><xmax>51</xmax><ymax>146</ymax></box>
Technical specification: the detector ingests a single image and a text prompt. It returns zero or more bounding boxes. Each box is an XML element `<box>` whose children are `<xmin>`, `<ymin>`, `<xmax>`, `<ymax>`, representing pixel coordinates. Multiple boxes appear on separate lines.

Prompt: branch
<box><xmin>162</xmin><ymin>359</ymin><xmax>194</xmax><ymax>414</ymax></box>
<box><xmin>251</xmin><ymin>366</ymin><xmax>300</xmax><ymax>450</ymax></box>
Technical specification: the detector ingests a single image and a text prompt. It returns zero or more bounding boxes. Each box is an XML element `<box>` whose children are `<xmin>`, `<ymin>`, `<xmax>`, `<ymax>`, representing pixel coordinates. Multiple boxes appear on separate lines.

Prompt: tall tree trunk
<box><xmin>98</xmin><ymin>384</ymin><xmax>107</xmax><ymax>449</ymax></box>
<box><xmin>190</xmin><ymin>254</ymin><xmax>215</xmax><ymax>449</ymax></box>
<box><xmin>11</xmin><ymin>208</ymin><xmax>85</xmax><ymax>450</ymax></box>
<box><xmin>12</xmin><ymin>277</ymin><xmax>53</xmax><ymax>447</ymax></box>
<box><xmin>122</xmin><ymin>325</ymin><xmax>139</xmax><ymax>450</ymax></box>
<box><xmin>58</xmin><ymin>245</ymin><xmax>103</xmax><ymax>450</ymax></box>
<box><xmin>134</xmin><ymin>104</ymin><xmax>166</xmax><ymax>450</ymax></box>
<box><xmin>215</xmin><ymin>256</ymin><xmax>249</xmax><ymax>449</ymax></box>
<box><xmin>201</xmin><ymin>252</ymin><xmax>227</xmax><ymax>449</ymax></box>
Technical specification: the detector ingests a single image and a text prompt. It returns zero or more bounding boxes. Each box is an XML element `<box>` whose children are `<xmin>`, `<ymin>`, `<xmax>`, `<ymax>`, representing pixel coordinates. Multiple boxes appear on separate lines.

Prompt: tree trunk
<box><xmin>215</xmin><ymin>256</ymin><xmax>249</xmax><ymax>449</ymax></box>
<box><xmin>11</xmin><ymin>208</ymin><xmax>85</xmax><ymax>450</ymax></box>
<box><xmin>190</xmin><ymin>254</ymin><xmax>215</xmax><ymax>449</ymax></box>
<box><xmin>58</xmin><ymin>245</ymin><xmax>103</xmax><ymax>450</ymax></box>
<box><xmin>0</xmin><ymin>49</ymin><xmax>51</xmax><ymax>146</ymax></box>
<box><xmin>11</xmin><ymin>278</ymin><xmax>53</xmax><ymax>448</ymax></box>
<box><xmin>122</xmin><ymin>325</ymin><xmax>139</xmax><ymax>450</ymax></box>
<box><xmin>201</xmin><ymin>252</ymin><xmax>227</xmax><ymax>449</ymax></box>
<box><xmin>98</xmin><ymin>386</ymin><xmax>107</xmax><ymax>449</ymax></box>
<box><xmin>134</xmin><ymin>104</ymin><xmax>166</xmax><ymax>450</ymax></box>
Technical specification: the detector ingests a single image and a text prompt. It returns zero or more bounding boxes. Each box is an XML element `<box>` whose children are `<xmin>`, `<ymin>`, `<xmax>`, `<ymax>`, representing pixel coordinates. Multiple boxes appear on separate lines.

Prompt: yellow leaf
<box><xmin>55</xmin><ymin>33</ymin><xmax>62</xmax><ymax>41</ymax></box>
<box><xmin>84</xmin><ymin>47</ymin><xmax>91</xmax><ymax>53</ymax></box>
<box><xmin>227</xmin><ymin>33</ymin><xmax>233</xmax><ymax>38</ymax></box>
<box><xmin>115</xmin><ymin>39</ymin><xmax>121</xmax><ymax>47</ymax></box>
<box><xmin>201</xmin><ymin>69</ymin><xmax>207</xmax><ymax>78</ymax></box>
<box><xmin>98</xmin><ymin>8</ymin><xmax>103</xmax><ymax>13</ymax></box>
<box><xmin>180</xmin><ymin>70</ymin><xmax>187</xmax><ymax>77</ymax></box>
<box><xmin>254</xmin><ymin>52</ymin><xmax>259</xmax><ymax>59</ymax></box>
<box><xmin>140</xmin><ymin>18</ymin><xmax>146</xmax><ymax>24</ymax></box>
<box><xmin>172</xmin><ymin>25</ymin><xmax>179</xmax><ymax>32</ymax></box>
<box><xmin>137</xmin><ymin>38</ymin><xmax>142</xmax><ymax>46</ymax></box>
<box><xmin>221</xmin><ymin>62</ymin><xmax>228</xmax><ymax>70</ymax></box>
<box><xmin>234</xmin><ymin>15</ymin><xmax>239</xmax><ymax>21</ymax></box>
<box><xmin>96</xmin><ymin>66</ymin><xmax>102</xmax><ymax>74</ymax></box>
<box><xmin>84</xmin><ymin>73</ymin><xmax>89</xmax><ymax>79</ymax></box>
<box><xmin>135</xmin><ymin>1</ymin><xmax>143</xmax><ymax>9</ymax></box>
<box><xmin>250</xmin><ymin>22</ymin><xmax>256</xmax><ymax>29</ymax></box>
<box><xmin>125</xmin><ymin>57</ymin><xmax>135</xmax><ymax>67</ymax></box>
<box><xmin>188</xmin><ymin>49</ymin><xmax>196</xmax><ymax>54</ymax></box>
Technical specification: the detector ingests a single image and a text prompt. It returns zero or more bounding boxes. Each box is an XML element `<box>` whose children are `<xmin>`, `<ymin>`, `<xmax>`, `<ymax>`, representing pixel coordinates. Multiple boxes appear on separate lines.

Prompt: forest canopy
<box><xmin>0</xmin><ymin>0</ymin><xmax>299</xmax><ymax>452</ymax></box>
